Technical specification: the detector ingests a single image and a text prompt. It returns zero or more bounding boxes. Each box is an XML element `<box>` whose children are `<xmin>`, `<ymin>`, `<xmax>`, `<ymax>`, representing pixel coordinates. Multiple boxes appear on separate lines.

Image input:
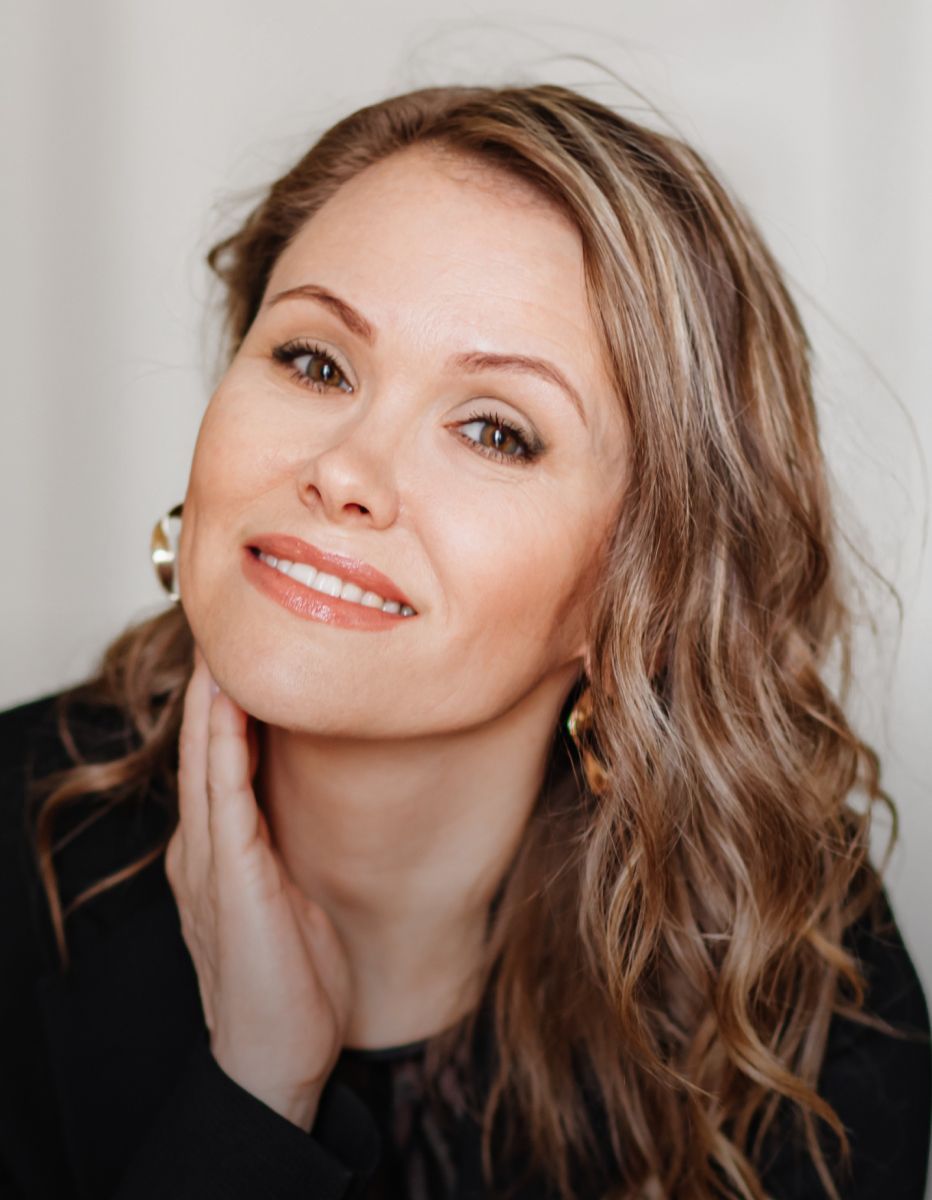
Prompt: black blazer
<box><xmin>1</xmin><ymin>690</ymin><xmax>930</xmax><ymax>1199</ymax></box>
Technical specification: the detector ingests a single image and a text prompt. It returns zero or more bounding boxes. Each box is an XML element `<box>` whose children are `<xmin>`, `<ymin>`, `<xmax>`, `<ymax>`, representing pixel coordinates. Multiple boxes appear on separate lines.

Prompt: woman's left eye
<box><xmin>455</xmin><ymin>412</ymin><xmax>540</xmax><ymax>465</ymax></box>
<box><xmin>272</xmin><ymin>341</ymin><xmax>353</xmax><ymax>393</ymax></box>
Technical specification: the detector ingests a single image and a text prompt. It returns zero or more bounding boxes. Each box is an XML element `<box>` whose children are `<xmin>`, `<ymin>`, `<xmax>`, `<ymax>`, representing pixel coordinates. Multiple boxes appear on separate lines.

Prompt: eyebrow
<box><xmin>265</xmin><ymin>283</ymin><xmax>588</xmax><ymax>427</ymax></box>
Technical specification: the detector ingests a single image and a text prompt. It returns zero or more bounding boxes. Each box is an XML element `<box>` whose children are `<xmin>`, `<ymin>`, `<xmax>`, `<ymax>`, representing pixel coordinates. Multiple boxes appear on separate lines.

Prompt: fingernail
<box><xmin>208</xmin><ymin>673</ymin><xmax>220</xmax><ymax>698</ymax></box>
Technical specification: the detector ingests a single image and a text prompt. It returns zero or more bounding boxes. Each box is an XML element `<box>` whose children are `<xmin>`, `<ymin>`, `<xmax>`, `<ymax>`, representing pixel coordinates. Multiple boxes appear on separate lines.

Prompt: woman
<box><xmin>0</xmin><ymin>82</ymin><xmax>929</xmax><ymax>1200</ymax></box>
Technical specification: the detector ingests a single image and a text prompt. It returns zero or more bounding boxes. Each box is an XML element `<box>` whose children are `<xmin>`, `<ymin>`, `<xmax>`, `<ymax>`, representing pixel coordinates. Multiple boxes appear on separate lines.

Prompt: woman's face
<box><xmin>178</xmin><ymin>145</ymin><xmax>628</xmax><ymax>737</ymax></box>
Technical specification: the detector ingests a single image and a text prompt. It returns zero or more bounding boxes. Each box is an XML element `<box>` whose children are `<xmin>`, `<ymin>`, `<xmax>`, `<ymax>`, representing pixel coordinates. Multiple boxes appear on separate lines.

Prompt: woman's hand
<box><xmin>164</xmin><ymin>644</ymin><xmax>354</xmax><ymax>1131</ymax></box>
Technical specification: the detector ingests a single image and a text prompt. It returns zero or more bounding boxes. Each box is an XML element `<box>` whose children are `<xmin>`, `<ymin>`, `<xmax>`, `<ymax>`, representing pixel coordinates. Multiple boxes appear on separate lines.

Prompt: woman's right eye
<box><xmin>272</xmin><ymin>340</ymin><xmax>354</xmax><ymax>393</ymax></box>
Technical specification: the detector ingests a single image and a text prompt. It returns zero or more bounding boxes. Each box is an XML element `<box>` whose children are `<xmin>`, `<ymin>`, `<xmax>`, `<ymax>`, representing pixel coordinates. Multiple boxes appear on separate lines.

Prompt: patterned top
<box><xmin>331</xmin><ymin>1034</ymin><xmax>473</xmax><ymax>1199</ymax></box>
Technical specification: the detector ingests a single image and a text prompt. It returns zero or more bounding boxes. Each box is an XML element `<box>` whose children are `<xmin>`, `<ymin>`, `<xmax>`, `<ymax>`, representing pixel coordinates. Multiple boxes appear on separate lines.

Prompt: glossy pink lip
<box><xmin>242</xmin><ymin>548</ymin><xmax>412</xmax><ymax>630</ymax></box>
<box><xmin>246</xmin><ymin>533</ymin><xmax>414</xmax><ymax>609</ymax></box>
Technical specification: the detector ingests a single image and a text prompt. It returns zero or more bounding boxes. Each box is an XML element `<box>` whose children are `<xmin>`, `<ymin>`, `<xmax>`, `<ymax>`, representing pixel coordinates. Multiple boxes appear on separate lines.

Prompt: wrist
<box><xmin>271</xmin><ymin>1086</ymin><xmax>323</xmax><ymax>1132</ymax></box>
<box><xmin>210</xmin><ymin>1042</ymin><xmax>324</xmax><ymax>1132</ymax></box>
<box><xmin>244</xmin><ymin>1078</ymin><xmax>324</xmax><ymax>1132</ymax></box>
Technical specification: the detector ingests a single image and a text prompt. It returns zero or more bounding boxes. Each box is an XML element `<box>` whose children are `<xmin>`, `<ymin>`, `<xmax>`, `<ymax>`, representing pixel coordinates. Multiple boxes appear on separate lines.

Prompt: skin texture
<box><xmin>175</xmin><ymin>145</ymin><xmax>628</xmax><ymax>1062</ymax></box>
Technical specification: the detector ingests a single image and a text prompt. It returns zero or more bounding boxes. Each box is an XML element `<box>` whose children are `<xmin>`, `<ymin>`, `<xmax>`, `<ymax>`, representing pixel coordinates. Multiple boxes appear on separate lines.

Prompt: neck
<box><xmin>254</xmin><ymin>668</ymin><xmax>575</xmax><ymax>1048</ymax></box>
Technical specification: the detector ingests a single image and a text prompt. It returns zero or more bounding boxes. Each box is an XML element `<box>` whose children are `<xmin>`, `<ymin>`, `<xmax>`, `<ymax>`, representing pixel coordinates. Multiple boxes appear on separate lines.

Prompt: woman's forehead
<box><xmin>263</xmin><ymin>150</ymin><xmax>606</xmax><ymax>377</ymax></box>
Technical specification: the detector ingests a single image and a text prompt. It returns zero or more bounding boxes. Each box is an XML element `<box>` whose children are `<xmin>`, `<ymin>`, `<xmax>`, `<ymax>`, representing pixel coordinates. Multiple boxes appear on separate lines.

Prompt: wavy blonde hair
<box><xmin>28</xmin><ymin>82</ymin><xmax>918</xmax><ymax>1199</ymax></box>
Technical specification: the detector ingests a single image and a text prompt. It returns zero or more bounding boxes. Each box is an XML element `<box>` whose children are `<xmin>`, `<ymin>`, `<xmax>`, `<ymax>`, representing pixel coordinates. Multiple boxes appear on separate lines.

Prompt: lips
<box><xmin>246</xmin><ymin>533</ymin><xmax>414</xmax><ymax>609</ymax></box>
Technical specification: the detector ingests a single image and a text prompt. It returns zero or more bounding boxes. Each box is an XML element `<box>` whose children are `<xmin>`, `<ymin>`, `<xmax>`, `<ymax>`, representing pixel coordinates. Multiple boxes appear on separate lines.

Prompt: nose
<box><xmin>295</xmin><ymin>406</ymin><xmax>402</xmax><ymax>528</ymax></box>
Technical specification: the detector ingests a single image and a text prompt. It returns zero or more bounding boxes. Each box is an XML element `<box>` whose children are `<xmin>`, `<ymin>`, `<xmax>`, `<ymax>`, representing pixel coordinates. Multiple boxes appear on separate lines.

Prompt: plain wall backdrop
<box><xmin>2</xmin><ymin>1</ymin><xmax>930</xmax><ymax>1182</ymax></box>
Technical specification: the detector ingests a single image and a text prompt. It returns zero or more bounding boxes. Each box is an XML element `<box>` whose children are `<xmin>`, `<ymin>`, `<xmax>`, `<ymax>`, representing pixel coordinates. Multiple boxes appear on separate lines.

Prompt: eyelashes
<box><xmin>272</xmin><ymin>338</ymin><xmax>354</xmax><ymax>394</ymax></box>
<box><xmin>270</xmin><ymin>338</ymin><xmax>543</xmax><ymax>467</ymax></box>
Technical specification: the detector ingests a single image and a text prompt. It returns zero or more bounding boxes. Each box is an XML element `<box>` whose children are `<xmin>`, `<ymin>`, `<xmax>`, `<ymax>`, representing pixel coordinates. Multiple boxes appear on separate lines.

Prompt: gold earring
<box><xmin>566</xmin><ymin>684</ymin><xmax>593</xmax><ymax>740</ymax></box>
<box><xmin>151</xmin><ymin>502</ymin><xmax>184</xmax><ymax>601</ymax></box>
<box><xmin>566</xmin><ymin>685</ymin><xmax>610</xmax><ymax>796</ymax></box>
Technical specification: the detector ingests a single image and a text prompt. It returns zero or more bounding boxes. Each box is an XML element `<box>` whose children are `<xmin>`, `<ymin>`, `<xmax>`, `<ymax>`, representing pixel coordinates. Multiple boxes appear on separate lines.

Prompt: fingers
<box><xmin>206</xmin><ymin>686</ymin><xmax>266</xmax><ymax>868</ymax></box>
<box><xmin>246</xmin><ymin>717</ymin><xmax>261</xmax><ymax>783</ymax></box>
<box><xmin>175</xmin><ymin>646</ymin><xmax>272</xmax><ymax>913</ymax></box>
<box><xmin>175</xmin><ymin>645</ymin><xmax>213</xmax><ymax>858</ymax></box>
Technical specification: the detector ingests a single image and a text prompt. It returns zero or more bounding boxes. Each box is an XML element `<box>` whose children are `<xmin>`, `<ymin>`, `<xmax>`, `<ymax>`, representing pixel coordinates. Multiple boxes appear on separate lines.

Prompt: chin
<box><xmin>199</xmin><ymin>629</ymin><xmax>308</xmax><ymax>716</ymax></box>
<box><xmin>186</xmin><ymin>595</ymin><xmax>435</xmax><ymax>737</ymax></box>
<box><xmin>191</xmin><ymin>636</ymin><xmax>351</xmax><ymax>735</ymax></box>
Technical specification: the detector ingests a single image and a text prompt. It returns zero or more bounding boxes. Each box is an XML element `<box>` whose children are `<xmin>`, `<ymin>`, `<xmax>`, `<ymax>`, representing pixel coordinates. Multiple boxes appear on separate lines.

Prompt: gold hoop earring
<box><xmin>566</xmin><ymin>684</ymin><xmax>610</xmax><ymax>796</ymax></box>
<box><xmin>151</xmin><ymin>502</ymin><xmax>184</xmax><ymax>601</ymax></box>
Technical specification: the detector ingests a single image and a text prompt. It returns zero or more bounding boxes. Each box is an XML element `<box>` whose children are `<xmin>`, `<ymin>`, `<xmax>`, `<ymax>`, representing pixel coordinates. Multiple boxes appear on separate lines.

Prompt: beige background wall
<box><xmin>2</xmin><ymin>3</ymin><xmax>929</xmax><ymax>1176</ymax></box>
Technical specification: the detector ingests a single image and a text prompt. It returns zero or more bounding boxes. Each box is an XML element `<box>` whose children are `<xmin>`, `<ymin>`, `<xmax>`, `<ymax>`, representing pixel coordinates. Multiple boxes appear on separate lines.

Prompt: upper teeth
<box><xmin>257</xmin><ymin>552</ymin><xmax>416</xmax><ymax>616</ymax></box>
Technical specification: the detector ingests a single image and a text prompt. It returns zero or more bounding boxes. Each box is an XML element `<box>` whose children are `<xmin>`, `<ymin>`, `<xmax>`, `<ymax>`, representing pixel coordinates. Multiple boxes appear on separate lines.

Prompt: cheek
<box><xmin>191</xmin><ymin>399</ymin><xmax>273</xmax><ymax>495</ymax></box>
<box><xmin>444</xmin><ymin>477</ymin><xmax>615</xmax><ymax>676</ymax></box>
<box><xmin>431</xmin><ymin>485</ymin><xmax>583</xmax><ymax>656</ymax></box>
<box><xmin>185</xmin><ymin>388</ymin><xmax>303</xmax><ymax>549</ymax></box>
<box><xmin>178</xmin><ymin>402</ymin><xmax>269</xmax><ymax>605</ymax></box>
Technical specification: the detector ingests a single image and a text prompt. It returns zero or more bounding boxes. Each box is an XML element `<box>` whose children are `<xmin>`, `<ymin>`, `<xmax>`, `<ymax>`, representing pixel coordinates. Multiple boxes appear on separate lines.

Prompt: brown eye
<box><xmin>294</xmin><ymin>350</ymin><xmax>348</xmax><ymax>389</ymax></box>
<box><xmin>272</xmin><ymin>341</ymin><xmax>353</xmax><ymax>393</ymax></box>
<box><xmin>470</xmin><ymin>421</ymin><xmax>523</xmax><ymax>457</ymax></box>
<box><xmin>457</xmin><ymin>412</ymin><xmax>540</xmax><ymax>466</ymax></box>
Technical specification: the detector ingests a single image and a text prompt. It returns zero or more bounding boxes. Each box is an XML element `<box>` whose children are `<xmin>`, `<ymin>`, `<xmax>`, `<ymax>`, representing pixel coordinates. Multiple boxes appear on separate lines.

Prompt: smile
<box><xmin>241</xmin><ymin>547</ymin><xmax>418</xmax><ymax>632</ymax></box>
<box><xmin>255</xmin><ymin>550</ymin><xmax>416</xmax><ymax>615</ymax></box>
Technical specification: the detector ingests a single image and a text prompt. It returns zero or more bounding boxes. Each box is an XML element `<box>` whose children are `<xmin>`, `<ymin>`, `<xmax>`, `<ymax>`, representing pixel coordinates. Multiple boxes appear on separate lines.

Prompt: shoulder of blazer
<box><xmin>0</xmin><ymin>687</ymin><xmax>175</xmax><ymax>972</ymax></box>
<box><xmin>0</xmin><ymin>689</ymin><xmax>197</xmax><ymax>1197</ymax></box>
